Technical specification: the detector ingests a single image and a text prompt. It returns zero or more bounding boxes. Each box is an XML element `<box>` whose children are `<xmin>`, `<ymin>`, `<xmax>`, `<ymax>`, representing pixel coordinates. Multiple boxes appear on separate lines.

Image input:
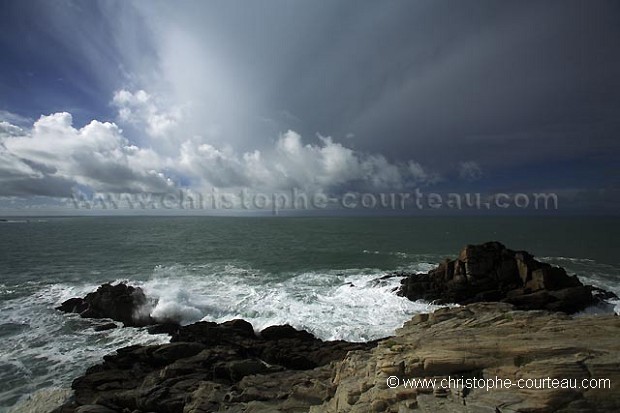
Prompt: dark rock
<box><xmin>147</xmin><ymin>322</ymin><xmax>180</xmax><ymax>335</ymax></box>
<box><xmin>151</xmin><ymin>342</ymin><xmax>207</xmax><ymax>364</ymax></box>
<box><xmin>260</xmin><ymin>324</ymin><xmax>315</xmax><ymax>341</ymax></box>
<box><xmin>226</xmin><ymin>359</ymin><xmax>268</xmax><ymax>381</ymax></box>
<box><xmin>591</xmin><ymin>286</ymin><xmax>619</xmax><ymax>301</ymax></box>
<box><xmin>397</xmin><ymin>242</ymin><xmax>611</xmax><ymax>314</ymax></box>
<box><xmin>59</xmin><ymin>318</ymin><xmax>376</xmax><ymax>413</ymax></box>
<box><xmin>57</xmin><ymin>297</ymin><xmax>89</xmax><ymax>314</ymax></box>
<box><xmin>57</xmin><ymin>283</ymin><xmax>154</xmax><ymax>327</ymax></box>
<box><xmin>170</xmin><ymin>320</ymin><xmax>255</xmax><ymax>346</ymax></box>
<box><xmin>220</xmin><ymin>318</ymin><xmax>256</xmax><ymax>337</ymax></box>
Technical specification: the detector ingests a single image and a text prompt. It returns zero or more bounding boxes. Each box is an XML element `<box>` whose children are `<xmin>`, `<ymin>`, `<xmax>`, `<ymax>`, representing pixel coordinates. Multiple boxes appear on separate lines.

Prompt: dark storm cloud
<box><xmin>262</xmin><ymin>1</ymin><xmax>620</xmax><ymax>167</ymax></box>
<box><xmin>133</xmin><ymin>1</ymin><xmax>620</xmax><ymax>169</ymax></box>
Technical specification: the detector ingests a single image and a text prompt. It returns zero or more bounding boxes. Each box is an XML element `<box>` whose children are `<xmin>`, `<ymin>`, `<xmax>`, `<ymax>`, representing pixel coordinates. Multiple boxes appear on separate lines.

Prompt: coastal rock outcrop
<box><xmin>53</xmin><ymin>319</ymin><xmax>375</xmax><ymax>413</ymax></box>
<box><xmin>398</xmin><ymin>241</ymin><xmax>613</xmax><ymax>313</ymax></box>
<box><xmin>312</xmin><ymin>302</ymin><xmax>620</xmax><ymax>413</ymax></box>
<box><xmin>56</xmin><ymin>283</ymin><xmax>154</xmax><ymax>327</ymax></box>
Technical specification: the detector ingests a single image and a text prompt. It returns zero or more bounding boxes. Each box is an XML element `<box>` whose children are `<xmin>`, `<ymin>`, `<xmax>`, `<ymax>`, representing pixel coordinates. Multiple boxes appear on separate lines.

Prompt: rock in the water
<box><xmin>56</xmin><ymin>283</ymin><xmax>154</xmax><ymax>327</ymax></box>
<box><xmin>57</xmin><ymin>297</ymin><xmax>90</xmax><ymax>314</ymax></box>
<box><xmin>146</xmin><ymin>322</ymin><xmax>181</xmax><ymax>335</ymax></box>
<box><xmin>397</xmin><ymin>241</ymin><xmax>614</xmax><ymax>313</ymax></box>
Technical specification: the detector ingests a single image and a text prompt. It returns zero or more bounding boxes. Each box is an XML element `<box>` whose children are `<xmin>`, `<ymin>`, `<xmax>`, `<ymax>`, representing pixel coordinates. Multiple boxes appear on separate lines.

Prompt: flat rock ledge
<box><xmin>397</xmin><ymin>241</ymin><xmax>615</xmax><ymax>313</ymax></box>
<box><xmin>312</xmin><ymin>303</ymin><xmax>620</xmax><ymax>413</ymax></box>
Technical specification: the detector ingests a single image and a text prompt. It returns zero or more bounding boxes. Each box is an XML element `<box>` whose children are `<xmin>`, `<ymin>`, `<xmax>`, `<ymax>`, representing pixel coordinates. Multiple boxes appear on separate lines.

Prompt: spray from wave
<box><xmin>135</xmin><ymin>262</ymin><xmax>441</xmax><ymax>342</ymax></box>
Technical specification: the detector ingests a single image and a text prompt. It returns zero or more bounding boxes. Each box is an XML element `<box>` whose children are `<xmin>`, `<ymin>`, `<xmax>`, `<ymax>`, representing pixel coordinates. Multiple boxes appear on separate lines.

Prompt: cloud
<box><xmin>0</xmin><ymin>121</ymin><xmax>25</xmax><ymax>138</ymax></box>
<box><xmin>3</xmin><ymin>1</ymin><xmax>617</xmax><ymax>208</ymax></box>
<box><xmin>0</xmin><ymin>112</ymin><xmax>173</xmax><ymax>196</ymax></box>
<box><xmin>458</xmin><ymin>161</ymin><xmax>483</xmax><ymax>182</ymax></box>
<box><xmin>0</xmin><ymin>111</ymin><xmax>33</xmax><ymax>127</ymax></box>
<box><xmin>112</xmin><ymin>89</ymin><xmax>183</xmax><ymax>139</ymax></box>
<box><xmin>0</xmin><ymin>106</ymin><xmax>440</xmax><ymax>198</ymax></box>
<box><xmin>175</xmin><ymin>130</ymin><xmax>440</xmax><ymax>192</ymax></box>
<box><xmin>137</xmin><ymin>1</ymin><xmax>619</xmax><ymax>173</ymax></box>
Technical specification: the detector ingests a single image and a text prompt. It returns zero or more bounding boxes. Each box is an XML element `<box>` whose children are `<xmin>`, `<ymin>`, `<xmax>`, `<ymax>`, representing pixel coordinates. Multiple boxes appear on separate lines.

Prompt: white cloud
<box><xmin>458</xmin><ymin>161</ymin><xmax>483</xmax><ymax>182</ymax></box>
<box><xmin>112</xmin><ymin>89</ymin><xmax>183</xmax><ymax>139</ymax></box>
<box><xmin>1</xmin><ymin>113</ymin><xmax>173</xmax><ymax>195</ymax></box>
<box><xmin>0</xmin><ymin>121</ymin><xmax>26</xmax><ymax>139</ymax></box>
<box><xmin>0</xmin><ymin>96</ymin><xmax>440</xmax><ymax>198</ymax></box>
<box><xmin>176</xmin><ymin>129</ymin><xmax>439</xmax><ymax>192</ymax></box>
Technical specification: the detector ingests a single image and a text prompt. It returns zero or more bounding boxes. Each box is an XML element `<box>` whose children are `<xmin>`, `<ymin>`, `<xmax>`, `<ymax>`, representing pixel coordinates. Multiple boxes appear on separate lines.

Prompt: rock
<box><xmin>221</xmin><ymin>318</ymin><xmax>255</xmax><ymax>335</ymax></box>
<box><xmin>56</xmin><ymin>283</ymin><xmax>154</xmax><ymax>327</ymax></box>
<box><xmin>260</xmin><ymin>324</ymin><xmax>315</xmax><ymax>341</ymax></box>
<box><xmin>57</xmin><ymin>297</ymin><xmax>89</xmax><ymax>314</ymax></box>
<box><xmin>55</xmin><ymin>299</ymin><xmax>620</xmax><ymax>413</ymax></box>
<box><xmin>151</xmin><ymin>342</ymin><xmax>207</xmax><ymax>364</ymax></box>
<box><xmin>56</xmin><ymin>318</ymin><xmax>375</xmax><ymax>413</ymax></box>
<box><xmin>397</xmin><ymin>242</ymin><xmax>615</xmax><ymax>313</ymax></box>
<box><xmin>147</xmin><ymin>322</ymin><xmax>180</xmax><ymax>335</ymax></box>
<box><xmin>311</xmin><ymin>303</ymin><xmax>620</xmax><ymax>413</ymax></box>
<box><xmin>170</xmin><ymin>320</ymin><xmax>255</xmax><ymax>346</ymax></box>
<box><xmin>226</xmin><ymin>359</ymin><xmax>268</xmax><ymax>380</ymax></box>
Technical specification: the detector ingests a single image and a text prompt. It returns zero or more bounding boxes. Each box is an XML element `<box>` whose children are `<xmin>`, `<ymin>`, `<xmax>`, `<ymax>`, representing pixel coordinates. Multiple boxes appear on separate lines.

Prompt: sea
<box><xmin>0</xmin><ymin>216</ymin><xmax>618</xmax><ymax>411</ymax></box>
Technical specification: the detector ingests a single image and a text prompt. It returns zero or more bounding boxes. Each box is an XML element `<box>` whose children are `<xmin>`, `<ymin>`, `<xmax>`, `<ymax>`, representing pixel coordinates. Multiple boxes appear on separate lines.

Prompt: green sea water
<box><xmin>1</xmin><ymin>216</ymin><xmax>618</xmax><ymax>286</ymax></box>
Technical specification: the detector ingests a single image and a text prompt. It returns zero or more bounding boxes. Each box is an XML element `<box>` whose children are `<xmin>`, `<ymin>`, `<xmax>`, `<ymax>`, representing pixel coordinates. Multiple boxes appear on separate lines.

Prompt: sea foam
<box><xmin>139</xmin><ymin>262</ymin><xmax>441</xmax><ymax>342</ymax></box>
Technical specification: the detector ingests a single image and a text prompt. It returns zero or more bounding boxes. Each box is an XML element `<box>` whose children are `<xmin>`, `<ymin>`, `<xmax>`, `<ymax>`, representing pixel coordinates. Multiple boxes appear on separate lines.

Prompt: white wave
<box><xmin>0</xmin><ymin>283</ymin><xmax>169</xmax><ymax>409</ymax></box>
<box><xmin>7</xmin><ymin>386</ymin><xmax>71</xmax><ymax>413</ymax></box>
<box><xmin>138</xmin><ymin>263</ymin><xmax>441</xmax><ymax>342</ymax></box>
<box><xmin>361</xmin><ymin>250</ymin><xmax>413</xmax><ymax>259</ymax></box>
<box><xmin>539</xmin><ymin>256</ymin><xmax>596</xmax><ymax>263</ymax></box>
<box><xmin>576</xmin><ymin>300</ymin><xmax>620</xmax><ymax>316</ymax></box>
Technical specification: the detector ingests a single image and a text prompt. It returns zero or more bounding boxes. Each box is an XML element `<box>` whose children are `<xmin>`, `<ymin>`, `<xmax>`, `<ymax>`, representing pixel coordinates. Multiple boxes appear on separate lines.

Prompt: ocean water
<box><xmin>0</xmin><ymin>216</ymin><xmax>618</xmax><ymax>410</ymax></box>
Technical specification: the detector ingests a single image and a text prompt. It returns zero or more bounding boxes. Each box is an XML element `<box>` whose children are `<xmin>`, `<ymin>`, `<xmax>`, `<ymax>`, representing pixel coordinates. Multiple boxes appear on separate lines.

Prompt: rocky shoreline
<box><xmin>51</xmin><ymin>242</ymin><xmax>619</xmax><ymax>413</ymax></box>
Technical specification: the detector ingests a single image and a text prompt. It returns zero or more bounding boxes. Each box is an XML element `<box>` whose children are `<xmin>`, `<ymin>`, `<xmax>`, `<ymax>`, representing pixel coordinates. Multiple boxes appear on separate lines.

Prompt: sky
<box><xmin>0</xmin><ymin>0</ymin><xmax>618</xmax><ymax>214</ymax></box>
